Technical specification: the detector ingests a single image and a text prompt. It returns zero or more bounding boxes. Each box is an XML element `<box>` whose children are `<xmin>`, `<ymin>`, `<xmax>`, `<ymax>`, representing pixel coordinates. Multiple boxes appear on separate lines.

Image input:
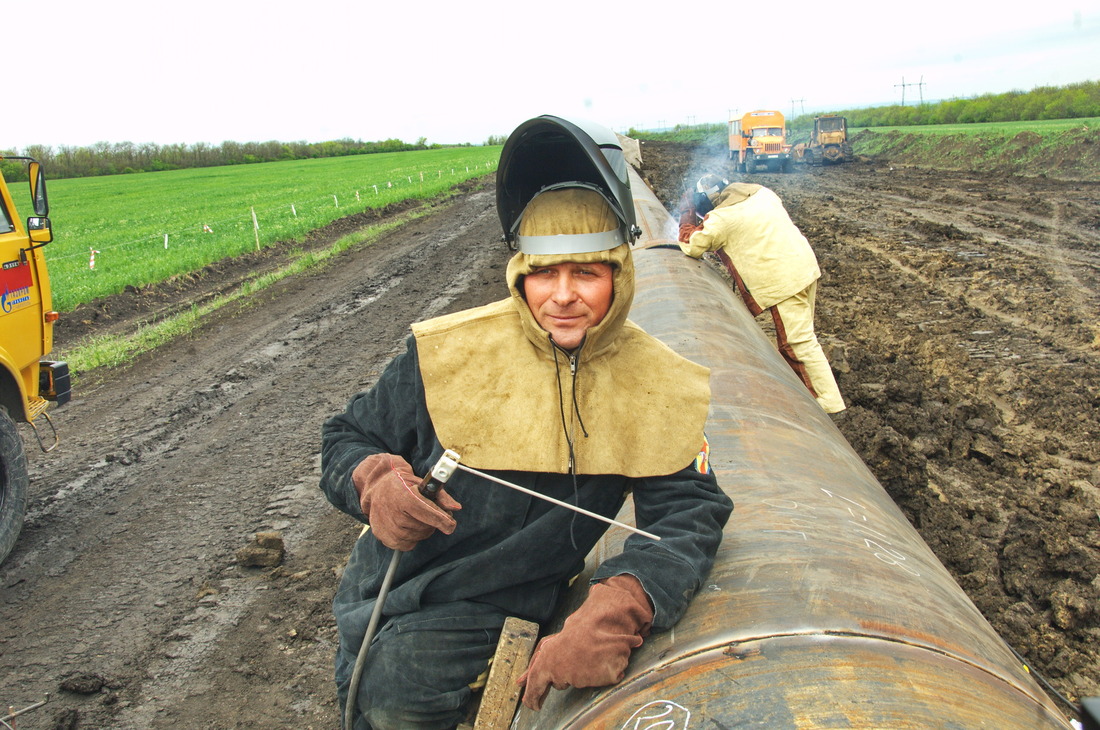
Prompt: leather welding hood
<box><xmin>497</xmin><ymin>115</ymin><xmax>638</xmax><ymax>249</ymax></box>
<box><xmin>411</xmin><ymin>114</ymin><xmax>710</xmax><ymax>476</ymax></box>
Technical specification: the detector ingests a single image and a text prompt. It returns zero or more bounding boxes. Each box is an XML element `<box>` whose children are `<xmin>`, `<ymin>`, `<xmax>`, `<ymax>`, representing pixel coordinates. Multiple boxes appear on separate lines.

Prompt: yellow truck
<box><xmin>791</xmin><ymin>114</ymin><xmax>853</xmax><ymax>166</ymax></box>
<box><xmin>1</xmin><ymin>156</ymin><xmax>70</xmax><ymax>563</ymax></box>
<box><xmin>728</xmin><ymin>110</ymin><xmax>792</xmax><ymax>173</ymax></box>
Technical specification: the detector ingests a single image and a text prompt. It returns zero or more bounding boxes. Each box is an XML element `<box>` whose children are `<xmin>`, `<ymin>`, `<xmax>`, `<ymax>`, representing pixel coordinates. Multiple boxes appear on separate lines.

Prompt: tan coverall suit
<box><xmin>678</xmin><ymin>184</ymin><xmax>845</xmax><ymax>414</ymax></box>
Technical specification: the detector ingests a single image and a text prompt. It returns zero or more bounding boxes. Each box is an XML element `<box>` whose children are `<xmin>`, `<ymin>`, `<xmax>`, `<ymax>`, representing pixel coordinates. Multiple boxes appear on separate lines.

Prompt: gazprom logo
<box><xmin>1</xmin><ymin>286</ymin><xmax>31</xmax><ymax>313</ymax></box>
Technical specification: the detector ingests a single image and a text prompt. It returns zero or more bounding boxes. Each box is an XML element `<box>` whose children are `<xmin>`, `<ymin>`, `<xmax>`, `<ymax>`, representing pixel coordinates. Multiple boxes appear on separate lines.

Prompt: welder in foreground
<box><xmin>678</xmin><ymin>174</ymin><xmax>846</xmax><ymax>414</ymax></box>
<box><xmin>319</xmin><ymin>115</ymin><xmax>732</xmax><ymax>729</ymax></box>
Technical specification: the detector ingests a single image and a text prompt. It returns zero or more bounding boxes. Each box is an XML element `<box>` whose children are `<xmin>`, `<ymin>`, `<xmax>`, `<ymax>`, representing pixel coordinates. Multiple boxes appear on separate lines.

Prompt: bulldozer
<box><xmin>791</xmin><ymin>114</ymin><xmax>853</xmax><ymax>166</ymax></box>
<box><xmin>0</xmin><ymin>156</ymin><xmax>70</xmax><ymax>564</ymax></box>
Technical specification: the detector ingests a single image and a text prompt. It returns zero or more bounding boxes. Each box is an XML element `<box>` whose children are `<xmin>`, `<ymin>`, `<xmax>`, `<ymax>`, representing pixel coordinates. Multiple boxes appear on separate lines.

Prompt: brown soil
<box><xmin>1</xmin><ymin>143</ymin><xmax>1097</xmax><ymax>728</ymax></box>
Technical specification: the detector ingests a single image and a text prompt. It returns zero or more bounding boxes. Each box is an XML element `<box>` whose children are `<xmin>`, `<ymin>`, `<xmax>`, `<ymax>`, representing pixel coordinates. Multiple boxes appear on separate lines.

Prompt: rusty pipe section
<box><xmin>513</xmin><ymin>168</ymin><xmax>1072</xmax><ymax>729</ymax></box>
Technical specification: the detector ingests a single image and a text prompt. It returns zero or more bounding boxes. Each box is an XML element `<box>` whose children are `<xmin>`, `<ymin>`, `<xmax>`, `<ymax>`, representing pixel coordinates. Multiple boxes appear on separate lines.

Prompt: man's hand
<box><xmin>518</xmin><ymin>574</ymin><xmax>653</xmax><ymax>710</ymax></box>
<box><xmin>352</xmin><ymin>453</ymin><xmax>461</xmax><ymax>551</ymax></box>
<box><xmin>676</xmin><ymin>190</ymin><xmax>702</xmax><ymax>244</ymax></box>
<box><xmin>676</xmin><ymin>190</ymin><xmax>695</xmax><ymax>216</ymax></box>
<box><xmin>678</xmin><ymin>206</ymin><xmax>699</xmax><ymax>228</ymax></box>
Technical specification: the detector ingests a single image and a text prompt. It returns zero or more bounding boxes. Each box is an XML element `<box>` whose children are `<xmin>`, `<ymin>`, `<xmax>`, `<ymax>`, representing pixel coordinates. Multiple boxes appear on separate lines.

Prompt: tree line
<box><xmin>1</xmin><ymin>136</ymin><xmax>486</xmax><ymax>182</ymax></box>
<box><xmin>6</xmin><ymin>80</ymin><xmax>1095</xmax><ymax>182</ymax></box>
<box><xmin>630</xmin><ymin>80</ymin><xmax>1099</xmax><ymax>145</ymax></box>
<box><xmin>794</xmin><ymin>80</ymin><xmax>1100</xmax><ymax>129</ymax></box>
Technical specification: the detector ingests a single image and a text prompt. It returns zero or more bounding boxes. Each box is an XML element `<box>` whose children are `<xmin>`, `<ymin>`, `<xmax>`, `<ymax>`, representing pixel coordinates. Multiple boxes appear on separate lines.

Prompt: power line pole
<box><xmin>791</xmin><ymin>98</ymin><xmax>805</xmax><ymax>117</ymax></box>
<box><xmin>895</xmin><ymin>76</ymin><xmax>926</xmax><ymax>106</ymax></box>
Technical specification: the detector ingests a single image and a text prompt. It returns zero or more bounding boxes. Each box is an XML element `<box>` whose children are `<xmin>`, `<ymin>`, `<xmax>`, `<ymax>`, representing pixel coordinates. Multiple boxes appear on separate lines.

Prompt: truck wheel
<box><xmin>744</xmin><ymin>153</ymin><xmax>756</xmax><ymax>174</ymax></box>
<box><xmin>0</xmin><ymin>407</ymin><xmax>28</xmax><ymax>565</ymax></box>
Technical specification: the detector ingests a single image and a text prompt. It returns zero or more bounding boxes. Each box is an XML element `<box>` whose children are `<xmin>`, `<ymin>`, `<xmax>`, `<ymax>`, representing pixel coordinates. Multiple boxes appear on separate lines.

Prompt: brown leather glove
<box><xmin>517</xmin><ymin>574</ymin><xmax>653</xmax><ymax>710</ymax></box>
<box><xmin>677</xmin><ymin>192</ymin><xmax>701</xmax><ymax>243</ymax></box>
<box><xmin>352</xmin><ymin>453</ymin><xmax>461</xmax><ymax>551</ymax></box>
<box><xmin>678</xmin><ymin>215</ymin><xmax>702</xmax><ymax>244</ymax></box>
<box><xmin>677</xmin><ymin>189</ymin><xmax>694</xmax><ymax>213</ymax></box>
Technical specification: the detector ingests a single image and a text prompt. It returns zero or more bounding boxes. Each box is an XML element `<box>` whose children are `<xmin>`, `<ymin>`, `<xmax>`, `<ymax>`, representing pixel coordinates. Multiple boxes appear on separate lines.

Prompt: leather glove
<box><xmin>678</xmin><ymin>206</ymin><xmax>698</xmax><ymax>228</ymax></box>
<box><xmin>676</xmin><ymin>191</ymin><xmax>695</xmax><ymax>215</ymax></box>
<box><xmin>518</xmin><ymin>574</ymin><xmax>653</xmax><ymax>710</ymax></box>
<box><xmin>677</xmin><ymin>191</ymin><xmax>701</xmax><ymax>243</ymax></box>
<box><xmin>678</xmin><ymin>214</ymin><xmax>702</xmax><ymax>245</ymax></box>
<box><xmin>352</xmin><ymin>453</ymin><xmax>461</xmax><ymax>551</ymax></box>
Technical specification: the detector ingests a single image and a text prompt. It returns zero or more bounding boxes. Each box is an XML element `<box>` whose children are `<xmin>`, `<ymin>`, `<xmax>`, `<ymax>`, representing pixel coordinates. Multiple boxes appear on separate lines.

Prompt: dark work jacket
<box><xmin>320</xmin><ymin>337</ymin><xmax>733</xmax><ymax>651</ymax></box>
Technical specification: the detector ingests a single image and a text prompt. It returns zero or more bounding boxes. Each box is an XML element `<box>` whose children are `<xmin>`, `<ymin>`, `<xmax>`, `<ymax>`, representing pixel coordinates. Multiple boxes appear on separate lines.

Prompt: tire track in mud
<box><xmin>784</xmin><ymin>167</ymin><xmax>1100</xmax><ymax>706</ymax></box>
<box><xmin>1</xmin><ymin>187</ymin><xmax>511</xmax><ymax>729</ymax></box>
<box><xmin>103</xmin><ymin>196</ymin><xmax>508</xmax><ymax>728</ymax></box>
<box><xmin>5</xmin><ymin>149</ymin><xmax>1098</xmax><ymax>726</ymax></box>
<box><xmin>638</xmin><ymin>141</ymin><xmax>1099</xmax><ymax>706</ymax></box>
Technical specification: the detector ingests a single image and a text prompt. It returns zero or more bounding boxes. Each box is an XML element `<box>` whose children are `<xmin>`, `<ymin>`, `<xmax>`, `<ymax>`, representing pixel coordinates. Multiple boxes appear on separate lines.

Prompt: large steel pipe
<box><xmin>512</xmin><ymin>168</ymin><xmax>1071</xmax><ymax>728</ymax></box>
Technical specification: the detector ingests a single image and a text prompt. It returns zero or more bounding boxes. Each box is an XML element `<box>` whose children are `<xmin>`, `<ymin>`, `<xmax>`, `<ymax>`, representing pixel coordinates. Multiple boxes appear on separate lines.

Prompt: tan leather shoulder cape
<box><xmin>411</xmin><ymin>247</ymin><xmax>710</xmax><ymax>477</ymax></box>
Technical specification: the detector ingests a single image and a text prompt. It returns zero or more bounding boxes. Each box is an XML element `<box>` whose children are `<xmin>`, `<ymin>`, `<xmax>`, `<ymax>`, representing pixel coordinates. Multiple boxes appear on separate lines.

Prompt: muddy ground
<box><xmin>1</xmin><ymin>141</ymin><xmax>1097</xmax><ymax>728</ymax></box>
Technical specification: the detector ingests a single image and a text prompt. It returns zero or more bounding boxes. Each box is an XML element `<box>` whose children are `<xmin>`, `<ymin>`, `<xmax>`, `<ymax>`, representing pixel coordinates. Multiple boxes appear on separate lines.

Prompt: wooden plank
<box><xmin>474</xmin><ymin>617</ymin><xmax>540</xmax><ymax>729</ymax></box>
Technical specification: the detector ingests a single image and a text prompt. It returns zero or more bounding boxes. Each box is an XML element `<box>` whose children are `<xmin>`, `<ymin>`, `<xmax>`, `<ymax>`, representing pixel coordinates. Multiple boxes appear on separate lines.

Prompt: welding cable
<box><xmin>550</xmin><ymin>336</ymin><xmax>590</xmax><ymax>465</ymax></box>
<box><xmin>344</xmin><ymin>548</ymin><xmax>401</xmax><ymax>730</ymax></box>
<box><xmin>1004</xmin><ymin>642</ymin><xmax>1082</xmax><ymax>723</ymax></box>
<box><xmin>343</xmin><ymin>453</ymin><xmax>461</xmax><ymax>729</ymax></box>
<box><xmin>550</xmin><ymin>337</ymin><xmax>589</xmax><ymax>550</ymax></box>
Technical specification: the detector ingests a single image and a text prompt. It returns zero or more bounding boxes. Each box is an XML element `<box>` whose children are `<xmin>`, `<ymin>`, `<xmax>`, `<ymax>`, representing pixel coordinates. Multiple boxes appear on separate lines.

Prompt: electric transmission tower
<box><xmin>895</xmin><ymin>76</ymin><xmax>926</xmax><ymax>106</ymax></box>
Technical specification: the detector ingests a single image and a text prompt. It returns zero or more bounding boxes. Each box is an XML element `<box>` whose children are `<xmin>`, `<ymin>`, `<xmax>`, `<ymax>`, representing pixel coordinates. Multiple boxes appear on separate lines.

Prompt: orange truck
<box><xmin>0</xmin><ymin>156</ymin><xmax>70</xmax><ymax>564</ymax></box>
<box><xmin>728</xmin><ymin>110</ymin><xmax>792</xmax><ymax>173</ymax></box>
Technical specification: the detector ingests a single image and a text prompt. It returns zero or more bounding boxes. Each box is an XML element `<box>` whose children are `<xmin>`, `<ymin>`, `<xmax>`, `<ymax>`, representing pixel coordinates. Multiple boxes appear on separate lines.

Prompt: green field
<box><xmin>850</xmin><ymin>116</ymin><xmax>1100</xmax><ymax>136</ymax></box>
<box><xmin>846</xmin><ymin>117</ymin><xmax>1099</xmax><ymax>180</ymax></box>
<box><xmin>13</xmin><ymin>116</ymin><xmax>1097</xmax><ymax>315</ymax></box>
<box><xmin>17</xmin><ymin>147</ymin><xmax>500</xmax><ymax>311</ymax></box>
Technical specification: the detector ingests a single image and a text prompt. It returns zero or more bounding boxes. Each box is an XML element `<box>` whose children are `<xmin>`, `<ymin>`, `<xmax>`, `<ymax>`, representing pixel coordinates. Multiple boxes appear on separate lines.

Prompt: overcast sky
<box><xmin>6</xmin><ymin>0</ymin><xmax>1098</xmax><ymax>151</ymax></box>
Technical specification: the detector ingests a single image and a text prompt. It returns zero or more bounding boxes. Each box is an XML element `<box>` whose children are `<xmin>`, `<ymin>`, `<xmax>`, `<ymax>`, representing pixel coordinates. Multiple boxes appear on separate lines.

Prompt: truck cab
<box><xmin>0</xmin><ymin>157</ymin><xmax>70</xmax><ymax>563</ymax></box>
<box><xmin>729</xmin><ymin>110</ymin><xmax>793</xmax><ymax>173</ymax></box>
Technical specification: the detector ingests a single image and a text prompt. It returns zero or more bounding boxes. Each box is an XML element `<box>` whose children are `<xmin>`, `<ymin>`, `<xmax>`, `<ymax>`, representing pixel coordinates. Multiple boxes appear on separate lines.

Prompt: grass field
<box><xmin>14</xmin><ymin>147</ymin><xmax>500</xmax><ymax>311</ymax></box>
<box><xmin>15</xmin><ymin>117</ymin><xmax>1097</xmax><ymax>313</ymax></box>
<box><xmin>849</xmin><ymin>116</ymin><xmax>1100</xmax><ymax>136</ymax></box>
<box><xmin>847</xmin><ymin>117</ymin><xmax>1100</xmax><ymax>178</ymax></box>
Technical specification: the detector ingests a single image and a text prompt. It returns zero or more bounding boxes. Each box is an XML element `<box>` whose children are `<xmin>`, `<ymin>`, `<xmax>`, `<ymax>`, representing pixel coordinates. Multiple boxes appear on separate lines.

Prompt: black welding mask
<box><xmin>497</xmin><ymin>115</ymin><xmax>639</xmax><ymax>251</ymax></box>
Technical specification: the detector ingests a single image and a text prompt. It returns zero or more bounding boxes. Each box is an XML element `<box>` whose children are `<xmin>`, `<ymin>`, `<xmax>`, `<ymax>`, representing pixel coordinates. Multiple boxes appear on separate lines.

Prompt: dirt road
<box><xmin>1</xmin><ymin>145</ymin><xmax>1097</xmax><ymax>728</ymax></box>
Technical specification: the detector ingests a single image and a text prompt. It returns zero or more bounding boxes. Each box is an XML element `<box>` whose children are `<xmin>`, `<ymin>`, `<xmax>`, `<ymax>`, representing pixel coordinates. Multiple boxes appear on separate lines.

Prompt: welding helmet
<box><xmin>516</xmin><ymin>185</ymin><xmax>621</xmax><ymax>250</ymax></box>
<box><xmin>695</xmin><ymin>173</ymin><xmax>729</xmax><ymax>202</ymax></box>
<box><xmin>497</xmin><ymin>115</ymin><xmax>639</xmax><ymax>253</ymax></box>
<box><xmin>692</xmin><ymin>173</ymin><xmax>730</xmax><ymax>219</ymax></box>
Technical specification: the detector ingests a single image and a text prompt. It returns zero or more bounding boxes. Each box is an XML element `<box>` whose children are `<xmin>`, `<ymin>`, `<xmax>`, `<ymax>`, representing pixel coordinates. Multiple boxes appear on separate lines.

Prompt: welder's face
<box><xmin>523</xmin><ymin>262</ymin><xmax>614</xmax><ymax>350</ymax></box>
